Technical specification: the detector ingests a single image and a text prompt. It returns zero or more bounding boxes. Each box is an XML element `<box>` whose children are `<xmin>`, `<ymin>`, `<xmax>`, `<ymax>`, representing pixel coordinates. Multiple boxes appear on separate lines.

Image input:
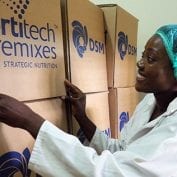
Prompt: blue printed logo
<box><xmin>0</xmin><ymin>1</ymin><xmax>57</xmax><ymax>61</ymax></box>
<box><xmin>117</xmin><ymin>31</ymin><xmax>137</xmax><ymax>60</ymax></box>
<box><xmin>72</xmin><ymin>20</ymin><xmax>105</xmax><ymax>58</ymax></box>
<box><xmin>0</xmin><ymin>0</ymin><xmax>30</xmax><ymax>19</ymax></box>
<box><xmin>72</xmin><ymin>20</ymin><xmax>88</xmax><ymax>58</ymax></box>
<box><xmin>0</xmin><ymin>148</ymin><xmax>42</xmax><ymax>177</ymax></box>
<box><xmin>0</xmin><ymin>148</ymin><xmax>31</xmax><ymax>177</ymax></box>
<box><xmin>118</xmin><ymin>32</ymin><xmax>128</xmax><ymax>60</ymax></box>
<box><xmin>102</xmin><ymin>128</ymin><xmax>111</xmax><ymax>137</ymax></box>
<box><xmin>119</xmin><ymin>112</ymin><xmax>129</xmax><ymax>131</ymax></box>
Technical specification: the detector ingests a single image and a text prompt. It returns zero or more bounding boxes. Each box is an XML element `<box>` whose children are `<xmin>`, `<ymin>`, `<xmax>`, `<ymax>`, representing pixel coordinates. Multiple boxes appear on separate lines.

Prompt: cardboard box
<box><xmin>73</xmin><ymin>91</ymin><xmax>111</xmax><ymax>137</ymax></box>
<box><xmin>100</xmin><ymin>4</ymin><xmax>138</xmax><ymax>88</ymax></box>
<box><xmin>0</xmin><ymin>98</ymin><xmax>67</xmax><ymax>177</ymax></box>
<box><xmin>109</xmin><ymin>87</ymin><xmax>140</xmax><ymax>138</ymax></box>
<box><xmin>61</xmin><ymin>0</ymin><xmax>108</xmax><ymax>93</ymax></box>
<box><xmin>0</xmin><ymin>0</ymin><xmax>66</xmax><ymax>101</ymax></box>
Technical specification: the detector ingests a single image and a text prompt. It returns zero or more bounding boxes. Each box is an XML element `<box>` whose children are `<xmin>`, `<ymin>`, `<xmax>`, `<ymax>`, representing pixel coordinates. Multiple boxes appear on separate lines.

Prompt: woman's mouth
<box><xmin>136</xmin><ymin>72</ymin><xmax>146</xmax><ymax>81</ymax></box>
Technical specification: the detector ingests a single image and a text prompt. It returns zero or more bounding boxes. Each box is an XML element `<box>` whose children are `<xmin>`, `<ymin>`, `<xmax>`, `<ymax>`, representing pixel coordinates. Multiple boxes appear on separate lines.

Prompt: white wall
<box><xmin>90</xmin><ymin>0</ymin><xmax>177</xmax><ymax>60</ymax></box>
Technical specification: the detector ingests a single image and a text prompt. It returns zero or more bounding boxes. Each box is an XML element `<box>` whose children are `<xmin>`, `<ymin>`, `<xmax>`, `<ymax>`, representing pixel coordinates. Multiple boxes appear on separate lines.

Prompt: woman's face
<box><xmin>135</xmin><ymin>34</ymin><xmax>177</xmax><ymax>93</ymax></box>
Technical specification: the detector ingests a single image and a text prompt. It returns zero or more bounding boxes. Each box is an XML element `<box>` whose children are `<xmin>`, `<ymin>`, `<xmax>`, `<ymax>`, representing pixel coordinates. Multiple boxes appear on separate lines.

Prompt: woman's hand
<box><xmin>64</xmin><ymin>80</ymin><xmax>96</xmax><ymax>141</ymax></box>
<box><xmin>64</xmin><ymin>80</ymin><xmax>86</xmax><ymax>120</ymax></box>
<box><xmin>0</xmin><ymin>94</ymin><xmax>45</xmax><ymax>138</ymax></box>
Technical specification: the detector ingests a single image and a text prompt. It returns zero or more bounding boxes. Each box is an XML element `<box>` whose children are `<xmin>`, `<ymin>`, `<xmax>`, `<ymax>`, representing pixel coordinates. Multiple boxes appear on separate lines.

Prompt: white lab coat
<box><xmin>28</xmin><ymin>94</ymin><xmax>177</xmax><ymax>177</ymax></box>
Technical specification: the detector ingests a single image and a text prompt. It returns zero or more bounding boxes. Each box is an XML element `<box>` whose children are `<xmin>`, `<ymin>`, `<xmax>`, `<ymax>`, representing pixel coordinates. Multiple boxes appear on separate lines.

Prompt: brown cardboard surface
<box><xmin>73</xmin><ymin>91</ymin><xmax>110</xmax><ymax>137</ymax></box>
<box><xmin>0</xmin><ymin>0</ymin><xmax>66</xmax><ymax>101</ymax></box>
<box><xmin>26</xmin><ymin>98</ymin><xmax>67</xmax><ymax>131</ymax></box>
<box><xmin>109</xmin><ymin>87</ymin><xmax>140</xmax><ymax>138</ymax></box>
<box><xmin>101</xmin><ymin>5</ymin><xmax>138</xmax><ymax>88</ymax></box>
<box><xmin>0</xmin><ymin>98</ymin><xmax>67</xmax><ymax>176</ymax></box>
<box><xmin>63</xmin><ymin>0</ymin><xmax>108</xmax><ymax>93</ymax></box>
<box><xmin>0</xmin><ymin>98</ymin><xmax>67</xmax><ymax>151</ymax></box>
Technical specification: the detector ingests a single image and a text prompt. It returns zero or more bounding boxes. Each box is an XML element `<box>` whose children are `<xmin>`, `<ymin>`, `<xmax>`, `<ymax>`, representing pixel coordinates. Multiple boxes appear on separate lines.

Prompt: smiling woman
<box><xmin>136</xmin><ymin>25</ymin><xmax>177</xmax><ymax>121</ymax></box>
<box><xmin>135</xmin><ymin>34</ymin><xmax>176</xmax><ymax>93</ymax></box>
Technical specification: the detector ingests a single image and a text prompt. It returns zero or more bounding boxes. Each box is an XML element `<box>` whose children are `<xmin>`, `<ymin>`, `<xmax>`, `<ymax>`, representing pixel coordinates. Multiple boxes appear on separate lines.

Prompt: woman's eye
<box><xmin>141</xmin><ymin>52</ymin><xmax>156</xmax><ymax>63</ymax></box>
<box><xmin>147</xmin><ymin>57</ymin><xmax>154</xmax><ymax>62</ymax></box>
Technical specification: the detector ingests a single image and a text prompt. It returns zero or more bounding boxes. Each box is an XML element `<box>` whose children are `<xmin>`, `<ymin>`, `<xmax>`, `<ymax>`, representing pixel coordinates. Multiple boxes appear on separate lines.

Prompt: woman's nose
<box><xmin>137</xmin><ymin>59</ymin><xmax>145</xmax><ymax>68</ymax></box>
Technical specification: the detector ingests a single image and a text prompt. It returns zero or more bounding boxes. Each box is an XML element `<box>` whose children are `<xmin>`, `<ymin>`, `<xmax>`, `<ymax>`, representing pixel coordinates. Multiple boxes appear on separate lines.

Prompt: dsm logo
<box><xmin>0</xmin><ymin>148</ymin><xmax>31</xmax><ymax>177</ymax></box>
<box><xmin>0</xmin><ymin>148</ymin><xmax>42</xmax><ymax>177</ymax></box>
<box><xmin>119</xmin><ymin>112</ymin><xmax>129</xmax><ymax>131</ymax></box>
<box><xmin>118</xmin><ymin>31</ymin><xmax>137</xmax><ymax>60</ymax></box>
<box><xmin>72</xmin><ymin>20</ymin><xmax>105</xmax><ymax>58</ymax></box>
<box><xmin>72</xmin><ymin>20</ymin><xmax>88</xmax><ymax>58</ymax></box>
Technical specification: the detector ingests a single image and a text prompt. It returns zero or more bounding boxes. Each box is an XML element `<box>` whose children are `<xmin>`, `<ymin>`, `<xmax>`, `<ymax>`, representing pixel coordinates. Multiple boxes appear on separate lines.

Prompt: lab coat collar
<box><xmin>141</xmin><ymin>94</ymin><xmax>177</xmax><ymax>128</ymax></box>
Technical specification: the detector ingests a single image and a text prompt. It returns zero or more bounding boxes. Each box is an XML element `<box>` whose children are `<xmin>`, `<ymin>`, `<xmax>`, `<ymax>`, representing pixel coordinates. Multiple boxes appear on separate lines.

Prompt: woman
<box><xmin>0</xmin><ymin>24</ymin><xmax>177</xmax><ymax>177</ymax></box>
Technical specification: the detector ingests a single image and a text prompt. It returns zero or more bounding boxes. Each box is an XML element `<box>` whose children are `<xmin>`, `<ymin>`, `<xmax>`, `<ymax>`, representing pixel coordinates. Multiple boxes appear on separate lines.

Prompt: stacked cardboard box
<box><xmin>0</xmin><ymin>1</ymin><xmax>111</xmax><ymax>175</ymax></box>
<box><xmin>109</xmin><ymin>87</ymin><xmax>139</xmax><ymax>138</ymax></box>
<box><xmin>0</xmin><ymin>1</ymin><xmax>140</xmax><ymax>176</ymax></box>
<box><xmin>0</xmin><ymin>0</ymin><xmax>67</xmax><ymax>176</ymax></box>
<box><xmin>72</xmin><ymin>92</ymin><xmax>110</xmax><ymax>136</ymax></box>
<box><xmin>0</xmin><ymin>0</ymin><xmax>66</xmax><ymax>101</ymax></box>
<box><xmin>100</xmin><ymin>4</ymin><xmax>140</xmax><ymax>138</ymax></box>
<box><xmin>61</xmin><ymin>0</ymin><xmax>111</xmax><ymax>136</ymax></box>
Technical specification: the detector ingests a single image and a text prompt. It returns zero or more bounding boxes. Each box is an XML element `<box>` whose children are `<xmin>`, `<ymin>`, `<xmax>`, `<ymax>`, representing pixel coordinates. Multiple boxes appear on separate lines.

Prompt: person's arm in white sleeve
<box><xmin>88</xmin><ymin>128</ymin><xmax>123</xmax><ymax>153</ymax></box>
<box><xmin>28</xmin><ymin>120</ymin><xmax>177</xmax><ymax>177</ymax></box>
<box><xmin>0</xmin><ymin>92</ymin><xmax>177</xmax><ymax>177</ymax></box>
<box><xmin>64</xmin><ymin>80</ymin><xmax>123</xmax><ymax>153</ymax></box>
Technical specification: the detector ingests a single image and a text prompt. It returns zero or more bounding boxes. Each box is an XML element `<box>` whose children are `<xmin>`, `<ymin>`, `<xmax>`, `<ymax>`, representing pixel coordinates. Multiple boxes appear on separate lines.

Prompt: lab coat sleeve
<box><xmin>88</xmin><ymin>94</ymin><xmax>149</xmax><ymax>154</ymax></box>
<box><xmin>89</xmin><ymin>128</ymin><xmax>123</xmax><ymax>154</ymax></box>
<box><xmin>28</xmin><ymin>120</ymin><xmax>177</xmax><ymax>177</ymax></box>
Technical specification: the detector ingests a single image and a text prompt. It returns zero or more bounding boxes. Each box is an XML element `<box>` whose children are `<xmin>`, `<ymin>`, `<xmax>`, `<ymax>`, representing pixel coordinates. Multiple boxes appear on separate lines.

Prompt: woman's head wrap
<box><xmin>155</xmin><ymin>25</ymin><xmax>177</xmax><ymax>79</ymax></box>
